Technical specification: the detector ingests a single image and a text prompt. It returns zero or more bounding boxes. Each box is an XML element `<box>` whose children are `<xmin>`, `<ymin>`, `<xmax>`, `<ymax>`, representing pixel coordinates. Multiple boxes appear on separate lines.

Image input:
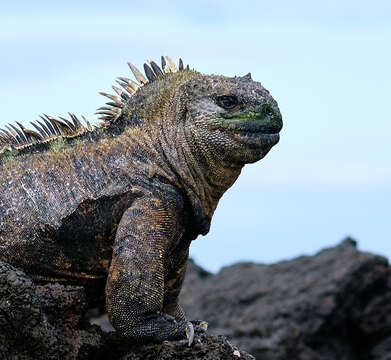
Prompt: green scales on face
<box><xmin>0</xmin><ymin>56</ymin><xmax>282</xmax><ymax>345</ymax></box>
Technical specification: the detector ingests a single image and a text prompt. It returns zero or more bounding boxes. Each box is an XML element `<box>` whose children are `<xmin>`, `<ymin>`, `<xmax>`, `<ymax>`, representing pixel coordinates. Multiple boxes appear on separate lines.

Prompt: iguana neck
<box><xmin>180</xmin><ymin>144</ymin><xmax>243</xmax><ymax>232</ymax></box>
<box><xmin>140</xmin><ymin>118</ymin><xmax>243</xmax><ymax>235</ymax></box>
<box><xmin>182</xmin><ymin>128</ymin><xmax>243</xmax><ymax>220</ymax></box>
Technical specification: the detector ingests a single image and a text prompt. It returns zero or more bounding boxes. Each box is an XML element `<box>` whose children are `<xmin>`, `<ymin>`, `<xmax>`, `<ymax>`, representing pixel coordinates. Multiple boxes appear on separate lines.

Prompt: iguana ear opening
<box><xmin>242</xmin><ymin>73</ymin><xmax>252</xmax><ymax>81</ymax></box>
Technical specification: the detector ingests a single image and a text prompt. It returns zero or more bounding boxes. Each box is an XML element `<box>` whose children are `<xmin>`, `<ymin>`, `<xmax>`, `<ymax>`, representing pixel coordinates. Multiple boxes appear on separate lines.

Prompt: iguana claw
<box><xmin>185</xmin><ymin>322</ymin><xmax>195</xmax><ymax>346</ymax></box>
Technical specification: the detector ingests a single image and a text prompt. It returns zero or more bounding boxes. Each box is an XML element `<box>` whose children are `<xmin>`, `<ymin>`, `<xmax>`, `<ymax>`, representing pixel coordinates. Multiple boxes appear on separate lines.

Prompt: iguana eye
<box><xmin>216</xmin><ymin>95</ymin><xmax>239</xmax><ymax>110</ymax></box>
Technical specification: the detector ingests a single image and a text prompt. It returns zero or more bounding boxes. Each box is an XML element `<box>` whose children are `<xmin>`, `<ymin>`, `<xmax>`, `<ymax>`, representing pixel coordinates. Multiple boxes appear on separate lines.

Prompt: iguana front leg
<box><xmin>106</xmin><ymin>194</ymin><xmax>191</xmax><ymax>343</ymax></box>
<box><xmin>162</xmin><ymin>242</ymin><xmax>196</xmax><ymax>344</ymax></box>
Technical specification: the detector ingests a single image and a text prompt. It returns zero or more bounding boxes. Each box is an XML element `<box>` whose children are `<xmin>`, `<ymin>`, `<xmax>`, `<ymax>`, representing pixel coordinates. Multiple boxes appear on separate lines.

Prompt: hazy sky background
<box><xmin>1</xmin><ymin>1</ymin><xmax>390</xmax><ymax>272</ymax></box>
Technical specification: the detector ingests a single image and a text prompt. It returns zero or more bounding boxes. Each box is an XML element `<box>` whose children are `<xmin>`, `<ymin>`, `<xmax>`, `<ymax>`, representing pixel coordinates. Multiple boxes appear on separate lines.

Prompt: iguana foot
<box><xmin>110</xmin><ymin>310</ymin><xmax>190</xmax><ymax>343</ymax></box>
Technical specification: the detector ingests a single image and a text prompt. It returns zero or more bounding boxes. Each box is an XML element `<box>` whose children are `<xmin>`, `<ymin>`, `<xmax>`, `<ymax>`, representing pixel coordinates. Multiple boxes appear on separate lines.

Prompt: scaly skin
<box><xmin>0</xmin><ymin>58</ymin><xmax>282</xmax><ymax>342</ymax></box>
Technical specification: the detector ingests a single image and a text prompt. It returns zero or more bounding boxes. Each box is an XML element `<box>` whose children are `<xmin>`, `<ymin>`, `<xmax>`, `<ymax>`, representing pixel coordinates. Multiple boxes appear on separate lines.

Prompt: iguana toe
<box><xmin>185</xmin><ymin>322</ymin><xmax>195</xmax><ymax>346</ymax></box>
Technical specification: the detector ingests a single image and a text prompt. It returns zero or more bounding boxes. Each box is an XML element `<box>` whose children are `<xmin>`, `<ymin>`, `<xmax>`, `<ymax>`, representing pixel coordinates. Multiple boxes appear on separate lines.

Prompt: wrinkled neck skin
<box><xmin>183</xmin><ymin>122</ymin><xmax>243</xmax><ymax>219</ymax></box>
<box><xmin>153</xmin><ymin>99</ymin><xmax>243</xmax><ymax>236</ymax></box>
<box><xmin>117</xmin><ymin>119</ymin><xmax>240</xmax><ymax>237</ymax></box>
<box><xmin>117</xmin><ymin>74</ymin><xmax>244</xmax><ymax>237</ymax></box>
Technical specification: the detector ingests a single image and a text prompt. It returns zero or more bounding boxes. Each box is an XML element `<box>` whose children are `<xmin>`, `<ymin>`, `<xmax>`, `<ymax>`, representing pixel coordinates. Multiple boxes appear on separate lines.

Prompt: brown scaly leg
<box><xmin>163</xmin><ymin>244</ymin><xmax>195</xmax><ymax>345</ymax></box>
<box><xmin>163</xmin><ymin>243</ymin><xmax>208</xmax><ymax>346</ymax></box>
<box><xmin>106</xmin><ymin>194</ymin><xmax>193</xmax><ymax>343</ymax></box>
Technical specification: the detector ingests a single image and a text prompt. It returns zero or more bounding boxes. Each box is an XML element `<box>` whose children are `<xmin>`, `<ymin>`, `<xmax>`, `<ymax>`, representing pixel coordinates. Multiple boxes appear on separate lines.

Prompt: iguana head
<box><xmin>101</xmin><ymin>57</ymin><xmax>282</xmax><ymax>168</ymax></box>
<box><xmin>180</xmin><ymin>72</ymin><xmax>282</xmax><ymax>166</ymax></box>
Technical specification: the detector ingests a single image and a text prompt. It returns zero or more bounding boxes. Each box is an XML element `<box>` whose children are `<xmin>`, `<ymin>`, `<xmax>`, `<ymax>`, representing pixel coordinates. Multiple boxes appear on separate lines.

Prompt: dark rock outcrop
<box><xmin>2</xmin><ymin>238</ymin><xmax>391</xmax><ymax>359</ymax></box>
<box><xmin>0</xmin><ymin>261</ymin><xmax>254</xmax><ymax>360</ymax></box>
<box><xmin>0</xmin><ymin>261</ymin><xmax>66</xmax><ymax>360</ymax></box>
<box><xmin>181</xmin><ymin>238</ymin><xmax>391</xmax><ymax>360</ymax></box>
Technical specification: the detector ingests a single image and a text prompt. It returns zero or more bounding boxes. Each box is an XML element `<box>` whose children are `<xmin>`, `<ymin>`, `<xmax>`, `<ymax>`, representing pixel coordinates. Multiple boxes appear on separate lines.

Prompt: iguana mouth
<box><xmin>218</xmin><ymin>104</ymin><xmax>283</xmax><ymax>137</ymax></box>
<box><xmin>230</xmin><ymin>124</ymin><xmax>280</xmax><ymax>148</ymax></box>
<box><xmin>217</xmin><ymin>108</ymin><xmax>281</xmax><ymax>148</ymax></box>
<box><xmin>221</xmin><ymin>119</ymin><xmax>280</xmax><ymax>135</ymax></box>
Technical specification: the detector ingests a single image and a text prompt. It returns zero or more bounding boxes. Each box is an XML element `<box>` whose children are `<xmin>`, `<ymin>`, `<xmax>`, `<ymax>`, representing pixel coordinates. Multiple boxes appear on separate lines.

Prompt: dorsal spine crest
<box><xmin>0</xmin><ymin>55</ymin><xmax>188</xmax><ymax>155</ymax></box>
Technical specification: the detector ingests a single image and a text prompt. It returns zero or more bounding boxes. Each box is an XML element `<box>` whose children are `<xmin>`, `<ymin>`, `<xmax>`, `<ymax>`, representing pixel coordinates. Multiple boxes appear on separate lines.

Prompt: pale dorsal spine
<box><xmin>96</xmin><ymin>55</ymin><xmax>188</xmax><ymax>125</ymax></box>
<box><xmin>0</xmin><ymin>113</ymin><xmax>91</xmax><ymax>154</ymax></box>
<box><xmin>0</xmin><ymin>55</ymin><xmax>188</xmax><ymax>154</ymax></box>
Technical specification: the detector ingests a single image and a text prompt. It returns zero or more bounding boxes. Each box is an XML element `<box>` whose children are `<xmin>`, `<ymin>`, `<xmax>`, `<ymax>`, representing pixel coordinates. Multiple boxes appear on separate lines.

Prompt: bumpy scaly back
<box><xmin>0</xmin><ymin>55</ymin><xmax>188</xmax><ymax>154</ymax></box>
<box><xmin>96</xmin><ymin>55</ymin><xmax>189</xmax><ymax>125</ymax></box>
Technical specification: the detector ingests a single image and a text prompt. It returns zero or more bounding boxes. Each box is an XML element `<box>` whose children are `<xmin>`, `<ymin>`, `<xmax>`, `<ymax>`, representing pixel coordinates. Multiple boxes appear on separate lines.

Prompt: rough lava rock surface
<box><xmin>0</xmin><ymin>261</ymin><xmax>254</xmax><ymax>360</ymax></box>
<box><xmin>181</xmin><ymin>238</ymin><xmax>391</xmax><ymax>360</ymax></box>
<box><xmin>1</xmin><ymin>238</ymin><xmax>391</xmax><ymax>359</ymax></box>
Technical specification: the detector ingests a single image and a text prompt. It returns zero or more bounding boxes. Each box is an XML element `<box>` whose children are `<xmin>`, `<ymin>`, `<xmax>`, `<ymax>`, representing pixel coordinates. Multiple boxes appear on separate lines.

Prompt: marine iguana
<box><xmin>0</xmin><ymin>56</ymin><xmax>282</xmax><ymax>344</ymax></box>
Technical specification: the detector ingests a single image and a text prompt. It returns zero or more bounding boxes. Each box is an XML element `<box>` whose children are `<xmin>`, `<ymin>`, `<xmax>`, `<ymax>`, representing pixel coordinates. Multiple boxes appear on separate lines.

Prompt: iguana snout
<box><xmin>219</xmin><ymin>103</ymin><xmax>282</xmax><ymax>135</ymax></box>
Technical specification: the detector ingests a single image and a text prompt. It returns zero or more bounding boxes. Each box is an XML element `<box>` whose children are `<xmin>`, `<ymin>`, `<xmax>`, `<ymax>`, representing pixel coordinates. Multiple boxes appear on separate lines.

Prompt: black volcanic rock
<box><xmin>2</xmin><ymin>238</ymin><xmax>391</xmax><ymax>359</ymax></box>
<box><xmin>0</xmin><ymin>260</ymin><xmax>254</xmax><ymax>360</ymax></box>
<box><xmin>181</xmin><ymin>238</ymin><xmax>391</xmax><ymax>360</ymax></box>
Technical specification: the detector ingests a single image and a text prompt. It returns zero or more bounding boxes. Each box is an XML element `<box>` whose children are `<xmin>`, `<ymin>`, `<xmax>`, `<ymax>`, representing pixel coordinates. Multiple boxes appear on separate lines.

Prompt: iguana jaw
<box><xmin>225</xmin><ymin>123</ymin><xmax>280</xmax><ymax>151</ymax></box>
<box><xmin>216</xmin><ymin>104</ymin><xmax>282</xmax><ymax>147</ymax></box>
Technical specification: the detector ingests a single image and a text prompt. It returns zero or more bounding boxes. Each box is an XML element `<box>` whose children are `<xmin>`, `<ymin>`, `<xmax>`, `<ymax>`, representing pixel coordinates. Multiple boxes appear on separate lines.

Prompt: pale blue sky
<box><xmin>1</xmin><ymin>1</ymin><xmax>390</xmax><ymax>271</ymax></box>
